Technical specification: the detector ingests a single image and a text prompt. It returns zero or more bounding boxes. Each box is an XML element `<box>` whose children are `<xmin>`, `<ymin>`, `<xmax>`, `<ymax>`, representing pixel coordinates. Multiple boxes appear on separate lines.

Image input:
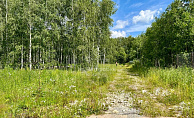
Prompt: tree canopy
<box><xmin>0</xmin><ymin>0</ymin><xmax>116</xmax><ymax>69</ymax></box>
<box><xmin>1</xmin><ymin>0</ymin><xmax>193</xmax><ymax>69</ymax></box>
<box><xmin>130</xmin><ymin>0</ymin><xmax>194</xmax><ymax>67</ymax></box>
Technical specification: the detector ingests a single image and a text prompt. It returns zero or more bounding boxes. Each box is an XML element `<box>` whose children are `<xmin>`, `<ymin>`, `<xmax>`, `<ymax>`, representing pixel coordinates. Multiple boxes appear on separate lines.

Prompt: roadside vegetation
<box><xmin>0</xmin><ymin>64</ymin><xmax>116</xmax><ymax>117</ymax></box>
<box><xmin>130</xmin><ymin>62</ymin><xmax>194</xmax><ymax>117</ymax></box>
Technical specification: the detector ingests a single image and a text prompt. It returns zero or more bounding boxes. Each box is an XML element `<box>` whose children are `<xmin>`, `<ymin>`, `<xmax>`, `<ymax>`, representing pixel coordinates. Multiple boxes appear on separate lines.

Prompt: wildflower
<box><xmin>142</xmin><ymin>90</ymin><xmax>147</xmax><ymax>94</ymax></box>
<box><xmin>162</xmin><ymin>90</ymin><xmax>169</xmax><ymax>96</ymax></box>
<box><xmin>154</xmin><ymin>87</ymin><xmax>161</xmax><ymax>96</ymax></box>
<box><xmin>138</xmin><ymin>100</ymin><xmax>143</xmax><ymax>104</ymax></box>
<box><xmin>69</xmin><ymin>85</ymin><xmax>76</xmax><ymax>89</ymax></box>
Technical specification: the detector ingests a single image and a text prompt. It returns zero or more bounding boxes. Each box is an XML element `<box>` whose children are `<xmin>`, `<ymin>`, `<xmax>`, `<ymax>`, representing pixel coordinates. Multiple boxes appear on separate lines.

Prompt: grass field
<box><xmin>130</xmin><ymin>63</ymin><xmax>194</xmax><ymax>117</ymax></box>
<box><xmin>1</xmin><ymin>63</ymin><xmax>193</xmax><ymax>117</ymax></box>
<box><xmin>0</xmin><ymin>64</ymin><xmax>116</xmax><ymax>117</ymax></box>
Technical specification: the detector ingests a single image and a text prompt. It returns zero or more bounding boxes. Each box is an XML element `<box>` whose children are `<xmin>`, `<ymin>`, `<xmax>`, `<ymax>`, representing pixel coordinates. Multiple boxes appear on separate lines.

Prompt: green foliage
<box><xmin>107</xmin><ymin>36</ymin><xmax>135</xmax><ymax>64</ymax></box>
<box><xmin>157</xmin><ymin>92</ymin><xmax>182</xmax><ymax>106</ymax></box>
<box><xmin>139</xmin><ymin>0</ymin><xmax>194</xmax><ymax>67</ymax></box>
<box><xmin>130</xmin><ymin>63</ymin><xmax>194</xmax><ymax>117</ymax></box>
<box><xmin>110</xmin><ymin>0</ymin><xmax>194</xmax><ymax>67</ymax></box>
<box><xmin>0</xmin><ymin>64</ymin><xmax>116</xmax><ymax>117</ymax></box>
<box><xmin>0</xmin><ymin>0</ymin><xmax>117</xmax><ymax>69</ymax></box>
<box><xmin>117</xmin><ymin>47</ymin><xmax>127</xmax><ymax>63</ymax></box>
<box><xmin>129</xmin><ymin>60</ymin><xmax>148</xmax><ymax>76</ymax></box>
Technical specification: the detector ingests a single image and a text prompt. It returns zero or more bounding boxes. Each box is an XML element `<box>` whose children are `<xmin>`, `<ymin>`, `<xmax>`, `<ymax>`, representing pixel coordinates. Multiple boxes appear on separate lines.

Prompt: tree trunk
<box><xmin>21</xmin><ymin>43</ymin><xmax>23</xmax><ymax>69</ymax></box>
<box><xmin>49</xmin><ymin>45</ymin><xmax>51</xmax><ymax>66</ymax></box>
<box><xmin>28</xmin><ymin>0</ymin><xmax>32</xmax><ymax>70</ymax></box>
<box><xmin>158</xmin><ymin>60</ymin><xmax>160</xmax><ymax>68</ymax></box>
<box><xmin>61</xmin><ymin>46</ymin><xmax>63</xmax><ymax>65</ymax></box>
<box><xmin>13</xmin><ymin>38</ymin><xmax>15</xmax><ymax>67</ymax></box>
<box><xmin>176</xmin><ymin>54</ymin><xmax>179</xmax><ymax>68</ymax></box>
<box><xmin>66</xmin><ymin>55</ymin><xmax>68</xmax><ymax>70</ymax></box>
<box><xmin>171</xmin><ymin>54</ymin><xmax>174</xmax><ymax>67</ymax></box>
<box><xmin>155</xmin><ymin>59</ymin><xmax>157</xmax><ymax>67</ymax></box>
<box><xmin>29</xmin><ymin>23</ymin><xmax>32</xmax><ymax>70</ymax></box>
<box><xmin>43</xmin><ymin>49</ymin><xmax>44</xmax><ymax>69</ymax></box>
<box><xmin>88</xmin><ymin>39</ymin><xmax>91</xmax><ymax>67</ymax></box>
<box><xmin>73</xmin><ymin>50</ymin><xmax>75</xmax><ymax>65</ymax></box>
<box><xmin>38</xmin><ymin>44</ymin><xmax>40</xmax><ymax>69</ymax></box>
<box><xmin>69</xmin><ymin>54</ymin><xmax>71</xmax><ymax>65</ymax></box>
<box><xmin>97</xmin><ymin>46</ymin><xmax>99</xmax><ymax>68</ymax></box>
<box><xmin>103</xmin><ymin>48</ymin><xmax>106</xmax><ymax>64</ymax></box>
<box><xmin>1</xmin><ymin>18</ymin><xmax>3</xmax><ymax>51</ymax></box>
<box><xmin>5</xmin><ymin>0</ymin><xmax>8</xmax><ymax>64</ymax></box>
<box><xmin>192</xmin><ymin>50</ymin><xmax>193</xmax><ymax>67</ymax></box>
<box><xmin>6</xmin><ymin>0</ymin><xmax>7</xmax><ymax>40</ymax></box>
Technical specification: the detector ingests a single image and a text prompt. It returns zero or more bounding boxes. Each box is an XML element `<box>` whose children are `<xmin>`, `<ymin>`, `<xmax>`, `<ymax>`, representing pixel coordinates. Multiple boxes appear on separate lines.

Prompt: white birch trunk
<box><xmin>6</xmin><ymin>0</ymin><xmax>7</xmax><ymax>34</ymax></box>
<box><xmin>103</xmin><ymin>48</ymin><xmax>106</xmax><ymax>64</ymax></box>
<box><xmin>73</xmin><ymin>51</ymin><xmax>75</xmax><ymax>65</ymax></box>
<box><xmin>29</xmin><ymin>23</ymin><xmax>32</xmax><ymax>70</ymax></box>
<box><xmin>72</xmin><ymin>0</ymin><xmax>75</xmax><ymax>65</ymax></box>
<box><xmin>28</xmin><ymin>0</ymin><xmax>32</xmax><ymax>70</ymax></box>
<box><xmin>43</xmin><ymin>49</ymin><xmax>44</xmax><ymax>69</ymax></box>
<box><xmin>21</xmin><ymin>36</ymin><xmax>23</xmax><ymax>69</ymax></box>
<box><xmin>61</xmin><ymin>47</ymin><xmax>63</xmax><ymax>64</ymax></box>
<box><xmin>38</xmin><ymin>46</ymin><xmax>40</xmax><ymax>69</ymax></box>
<box><xmin>6</xmin><ymin>0</ymin><xmax>8</xmax><ymax>61</ymax></box>
<box><xmin>97</xmin><ymin>46</ymin><xmax>99</xmax><ymax>69</ymax></box>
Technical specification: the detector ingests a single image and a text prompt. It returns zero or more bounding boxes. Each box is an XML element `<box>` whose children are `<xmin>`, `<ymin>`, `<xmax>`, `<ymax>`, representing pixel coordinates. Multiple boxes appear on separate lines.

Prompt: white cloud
<box><xmin>111</xmin><ymin>30</ymin><xmax>127</xmax><ymax>38</ymax></box>
<box><xmin>127</xmin><ymin>25</ymin><xmax>151</xmax><ymax>33</ymax></box>
<box><xmin>125</xmin><ymin>12</ymin><xmax>136</xmax><ymax>18</ymax></box>
<box><xmin>130</xmin><ymin>3</ymin><xmax>143</xmax><ymax>8</ymax></box>
<box><xmin>133</xmin><ymin>10</ymin><xmax>158</xmax><ymax>24</ymax></box>
<box><xmin>113</xmin><ymin>20</ymin><xmax>129</xmax><ymax>29</ymax></box>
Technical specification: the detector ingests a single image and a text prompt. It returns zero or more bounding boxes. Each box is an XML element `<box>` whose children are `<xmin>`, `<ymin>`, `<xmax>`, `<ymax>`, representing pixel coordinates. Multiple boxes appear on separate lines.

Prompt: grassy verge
<box><xmin>0</xmin><ymin>64</ymin><xmax>116</xmax><ymax>117</ymax></box>
<box><xmin>129</xmin><ymin>63</ymin><xmax>194</xmax><ymax>117</ymax></box>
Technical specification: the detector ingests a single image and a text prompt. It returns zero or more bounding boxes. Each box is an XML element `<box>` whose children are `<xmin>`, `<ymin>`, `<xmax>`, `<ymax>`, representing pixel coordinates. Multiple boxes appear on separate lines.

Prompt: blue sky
<box><xmin>110</xmin><ymin>0</ymin><xmax>174</xmax><ymax>38</ymax></box>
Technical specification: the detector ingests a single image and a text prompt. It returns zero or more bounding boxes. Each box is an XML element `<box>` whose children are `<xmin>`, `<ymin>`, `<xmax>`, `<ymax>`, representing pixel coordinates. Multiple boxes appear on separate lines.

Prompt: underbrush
<box><xmin>130</xmin><ymin>63</ymin><xmax>194</xmax><ymax>117</ymax></box>
<box><xmin>0</xmin><ymin>64</ymin><xmax>116</xmax><ymax>117</ymax></box>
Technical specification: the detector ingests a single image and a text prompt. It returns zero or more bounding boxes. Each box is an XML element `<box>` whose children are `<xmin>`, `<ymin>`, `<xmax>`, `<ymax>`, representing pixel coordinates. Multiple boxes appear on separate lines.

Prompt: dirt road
<box><xmin>87</xmin><ymin>65</ymin><xmax>176</xmax><ymax>118</ymax></box>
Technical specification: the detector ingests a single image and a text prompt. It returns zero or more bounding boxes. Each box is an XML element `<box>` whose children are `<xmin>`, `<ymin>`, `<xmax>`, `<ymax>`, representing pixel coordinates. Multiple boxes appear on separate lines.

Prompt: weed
<box><xmin>0</xmin><ymin>64</ymin><xmax>116</xmax><ymax>117</ymax></box>
<box><xmin>130</xmin><ymin>63</ymin><xmax>194</xmax><ymax>117</ymax></box>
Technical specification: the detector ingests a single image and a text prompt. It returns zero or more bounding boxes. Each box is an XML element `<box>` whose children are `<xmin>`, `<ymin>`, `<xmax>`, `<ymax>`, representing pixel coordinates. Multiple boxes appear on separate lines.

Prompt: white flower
<box><xmin>142</xmin><ymin>90</ymin><xmax>147</xmax><ymax>94</ymax></box>
<box><xmin>69</xmin><ymin>85</ymin><xmax>76</xmax><ymax>89</ymax></box>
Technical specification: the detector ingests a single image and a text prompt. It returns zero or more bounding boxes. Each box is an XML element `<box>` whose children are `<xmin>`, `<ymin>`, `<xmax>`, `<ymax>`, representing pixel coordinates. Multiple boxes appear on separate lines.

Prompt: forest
<box><xmin>110</xmin><ymin>0</ymin><xmax>194</xmax><ymax>68</ymax></box>
<box><xmin>0</xmin><ymin>0</ymin><xmax>193</xmax><ymax>70</ymax></box>
<box><xmin>0</xmin><ymin>0</ymin><xmax>194</xmax><ymax>117</ymax></box>
<box><xmin>0</xmin><ymin>0</ymin><xmax>116</xmax><ymax>70</ymax></box>
<box><xmin>136</xmin><ymin>0</ymin><xmax>194</xmax><ymax>67</ymax></box>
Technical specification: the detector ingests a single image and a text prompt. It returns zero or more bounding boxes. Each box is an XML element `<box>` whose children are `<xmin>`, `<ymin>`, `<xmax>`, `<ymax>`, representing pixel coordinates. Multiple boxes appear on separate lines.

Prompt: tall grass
<box><xmin>146</xmin><ymin>67</ymin><xmax>194</xmax><ymax>116</ymax></box>
<box><xmin>0</xmin><ymin>64</ymin><xmax>116</xmax><ymax>117</ymax></box>
<box><xmin>130</xmin><ymin>63</ymin><xmax>194</xmax><ymax>117</ymax></box>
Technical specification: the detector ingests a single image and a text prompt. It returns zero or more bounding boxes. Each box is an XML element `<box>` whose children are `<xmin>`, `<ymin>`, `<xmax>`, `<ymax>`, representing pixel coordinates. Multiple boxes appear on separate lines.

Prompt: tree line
<box><xmin>1</xmin><ymin>0</ymin><xmax>193</xmax><ymax>70</ymax></box>
<box><xmin>0</xmin><ymin>0</ymin><xmax>116</xmax><ymax>70</ymax></box>
<box><xmin>142</xmin><ymin>0</ymin><xmax>194</xmax><ymax>67</ymax></box>
<box><xmin>112</xmin><ymin>0</ymin><xmax>194</xmax><ymax>67</ymax></box>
